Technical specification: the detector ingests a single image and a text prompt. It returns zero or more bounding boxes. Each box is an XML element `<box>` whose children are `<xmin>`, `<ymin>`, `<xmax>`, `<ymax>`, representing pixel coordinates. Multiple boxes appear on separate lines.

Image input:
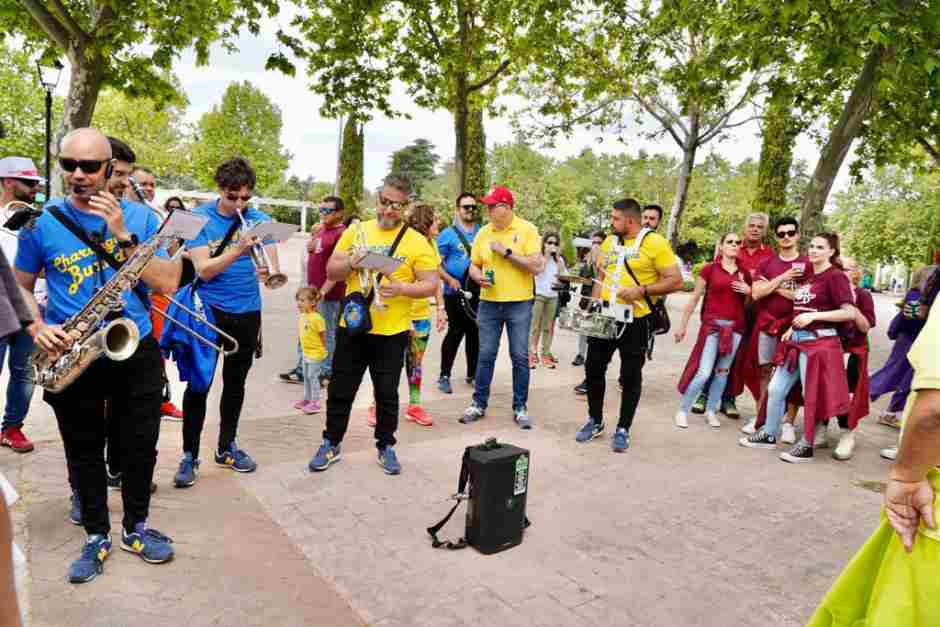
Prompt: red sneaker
<box><xmin>1</xmin><ymin>427</ymin><xmax>34</xmax><ymax>453</ymax></box>
<box><xmin>406</xmin><ymin>405</ymin><xmax>433</xmax><ymax>427</ymax></box>
<box><xmin>541</xmin><ymin>355</ymin><xmax>558</xmax><ymax>369</ymax></box>
<box><xmin>160</xmin><ymin>401</ymin><xmax>183</xmax><ymax>421</ymax></box>
<box><xmin>367</xmin><ymin>405</ymin><xmax>376</xmax><ymax>427</ymax></box>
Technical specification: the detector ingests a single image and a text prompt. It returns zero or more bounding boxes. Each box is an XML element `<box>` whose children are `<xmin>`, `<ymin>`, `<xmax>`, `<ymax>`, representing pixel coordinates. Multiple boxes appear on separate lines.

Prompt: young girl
<box><xmin>529</xmin><ymin>232</ymin><xmax>567</xmax><ymax>368</ymax></box>
<box><xmin>367</xmin><ymin>204</ymin><xmax>445</xmax><ymax>427</ymax></box>
<box><xmin>294</xmin><ymin>287</ymin><xmax>328</xmax><ymax>415</ymax></box>
<box><xmin>674</xmin><ymin>233</ymin><xmax>751</xmax><ymax>429</ymax></box>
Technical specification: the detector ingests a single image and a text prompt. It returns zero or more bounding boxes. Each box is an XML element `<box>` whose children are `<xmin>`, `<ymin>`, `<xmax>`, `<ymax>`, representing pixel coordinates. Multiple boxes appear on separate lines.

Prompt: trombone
<box><xmin>236</xmin><ymin>207</ymin><xmax>288</xmax><ymax>289</ymax></box>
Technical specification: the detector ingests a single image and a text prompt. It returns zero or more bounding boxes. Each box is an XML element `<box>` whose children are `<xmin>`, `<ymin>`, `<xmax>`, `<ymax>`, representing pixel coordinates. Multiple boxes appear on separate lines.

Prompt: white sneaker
<box><xmin>705</xmin><ymin>411</ymin><xmax>720</xmax><ymax>429</ymax></box>
<box><xmin>880</xmin><ymin>446</ymin><xmax>897</xmax><ymax>461</ymax></box>
<box><xmin>780</xmin><ymin>423</ymin><xmax>797</xmax><ymax>445</ymax></box>
<box><xmin>814</xmin><ymin>429</ymin><xmax>830</xmax><ymax>449</ymax></box>
<box><xmin>674</xmin><ymin>411</ymin><xmax>689</xmax><ymax>429</ymax></box>
<box><xmin>827</xmin><ymin>416</ymin><xmax>842</xmax><ymax>445</ymax></box>
<box><xmin>833</xmin><ymin>431</ymin><xmax>856</xmax><ymax>461</ymax></box>
<box><xmin>741</xmin><ymin>418</ymin><xmax>757</xmax><ymax>435</ymax></box>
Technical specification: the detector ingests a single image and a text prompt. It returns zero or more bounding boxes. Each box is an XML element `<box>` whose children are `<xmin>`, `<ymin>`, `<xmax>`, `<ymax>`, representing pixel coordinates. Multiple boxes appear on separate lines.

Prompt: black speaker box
<box><xmin>464</xmin><ymin>441</ymin><xmax>529</xmax><ymax>554</ymax></box>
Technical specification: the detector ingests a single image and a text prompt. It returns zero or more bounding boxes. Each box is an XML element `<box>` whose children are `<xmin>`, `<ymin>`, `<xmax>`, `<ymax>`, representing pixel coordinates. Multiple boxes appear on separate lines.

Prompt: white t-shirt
<box><xmin>2</xmin><ymin>228</ymin><xmax>46</xmax><ymax>306</ymax></box>
<box><xmin>535</xmin><ymin>255</ymin><xmax>565</xmax><ymax>298</ymax></box>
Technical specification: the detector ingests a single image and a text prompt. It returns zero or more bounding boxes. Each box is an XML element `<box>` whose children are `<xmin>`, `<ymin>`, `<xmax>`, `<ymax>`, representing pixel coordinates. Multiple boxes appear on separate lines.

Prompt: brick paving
<box><xmin>0</xmin><ymin>237</ymin><xmax>903</xmax><ymax>626</ymax></box>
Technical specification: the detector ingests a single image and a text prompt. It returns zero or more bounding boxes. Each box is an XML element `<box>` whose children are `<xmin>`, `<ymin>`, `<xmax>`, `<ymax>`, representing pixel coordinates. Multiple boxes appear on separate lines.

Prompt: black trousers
<box><xmin>325</xmin><ymin>328</ymin><xmax>409</xmax><ymax>450</ymax></box>
<box><xmin>46</xmin><ymin>336</ymin><xmax>163</xmax><ymax>536</ymax></box>
<box><xmin>440</xmin><ymin>292</ymin><xmax>479</xmax><ymax>379</ymax></box>
<box><xmin>837</xmin><ymin>353</ymin><xmax>861</xmax><ymax>429</ymax></box>
<box><xmin>182</xmin><ymin>307</ymin><xmax>260</xmax><ymax>459</ymax></box>
<box><xmin>586</xmin><ymin>316</ymin><xmax>651</xmax><ymax>432</ymax></box>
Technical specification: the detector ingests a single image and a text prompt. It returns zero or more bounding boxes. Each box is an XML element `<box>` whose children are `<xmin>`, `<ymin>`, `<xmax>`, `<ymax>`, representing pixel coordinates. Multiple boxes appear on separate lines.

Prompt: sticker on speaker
<box><xmin>513</xmin><ymin>454</ymin><xmax>529</xmax><ymax>496</ymax></box>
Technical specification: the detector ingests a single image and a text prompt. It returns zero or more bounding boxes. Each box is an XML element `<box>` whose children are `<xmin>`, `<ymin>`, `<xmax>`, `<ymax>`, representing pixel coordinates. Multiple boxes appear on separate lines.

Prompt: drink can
<box><xmin>792</xmin><ymin>262</ymin><xmax>805</xmax><ymax>274</ymax></box>
<box><xmin>485</xmin><ymin>269</ymin><xmax>495</xmax><ymax>285</ymax></box>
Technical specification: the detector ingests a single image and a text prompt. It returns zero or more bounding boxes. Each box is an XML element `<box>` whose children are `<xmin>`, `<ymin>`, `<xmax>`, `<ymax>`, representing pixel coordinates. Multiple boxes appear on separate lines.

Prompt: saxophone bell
<box><xmin>38</xmin><ymin>318</ymin><xmax>141</xmax><ymax>393</ymax></box>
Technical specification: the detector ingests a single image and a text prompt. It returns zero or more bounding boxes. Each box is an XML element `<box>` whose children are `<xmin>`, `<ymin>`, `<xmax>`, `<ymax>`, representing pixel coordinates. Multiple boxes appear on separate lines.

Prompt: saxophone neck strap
<box><xmin>48</xmin><ymin>206</ymin><xmax>151</xmax><ymax>310</ymax></box>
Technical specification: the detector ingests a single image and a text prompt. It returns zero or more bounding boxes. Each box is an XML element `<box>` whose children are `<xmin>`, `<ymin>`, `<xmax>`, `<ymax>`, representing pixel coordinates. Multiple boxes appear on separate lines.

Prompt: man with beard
<box><xmin>641</xmin><ymin>204</ymin><xmax>663</xmax><ymax>231</ymax></box>
<box><xmin>308</xmin><ymin>174</ymin><xmax>438</xmax><ymax>475</ymax></box>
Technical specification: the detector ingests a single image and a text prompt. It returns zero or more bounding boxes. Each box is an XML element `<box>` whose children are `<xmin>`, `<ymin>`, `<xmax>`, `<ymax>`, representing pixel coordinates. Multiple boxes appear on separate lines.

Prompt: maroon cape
<box><xmin>731</xmin><ymin>308</ymin><xmax>792</xmax><ymax>403</ymax></box>
<box><xmin>677</xmin><ymin>320</ymin><xmax>739</xmax><ymax>395</ymax></box>
<box><xmin>843</xmin><ymin>342</ymin><xmax>871</xmax><ymax>430</ymax></box>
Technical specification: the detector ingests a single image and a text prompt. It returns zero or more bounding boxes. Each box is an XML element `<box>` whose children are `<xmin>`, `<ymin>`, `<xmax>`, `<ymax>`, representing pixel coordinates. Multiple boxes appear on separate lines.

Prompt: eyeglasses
<box><xmin>379</xmin><ymin>196</ymin><xmax>408</xmax><ymax>211</ymax></box>
<box><xmin>58</xmin><ymin>158</ymin><xmax>107</xmax><ymax>174</ymax></box>
<box><xmin>225</xmin><ymin>193</ymin><xmax>252</xmax><ymax>202</ymax></box>
<box><xmin>546</xmin><ymin>241</ymin><xmax>559</xmax><ymax>246</ymax></box>
<box><xmin>459</xmin><ymin>204</ymin><xmax>477</xmax><ymax>211</ymax></box>
<box><xmin>319</xmin><ymin>206</ymin><xmax>337</xmax><ymax>214</ymax></box>
<box><xmin>776</xmin><ymin>229</ymin><xmax>798</xmax><ymax>238</ymax></box>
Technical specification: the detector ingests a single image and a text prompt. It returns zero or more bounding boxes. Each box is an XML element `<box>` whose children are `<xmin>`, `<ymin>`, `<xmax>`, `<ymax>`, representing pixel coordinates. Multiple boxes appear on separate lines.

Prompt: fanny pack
<box><xmin>341</xmin><ymin>225</ymin><xmax>408</xmax><ymax>336</ymax></box>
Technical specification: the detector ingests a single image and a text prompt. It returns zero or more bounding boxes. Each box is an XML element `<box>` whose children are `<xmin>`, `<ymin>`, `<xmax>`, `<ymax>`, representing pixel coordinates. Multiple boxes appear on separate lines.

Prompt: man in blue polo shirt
<box><xmin>14</xmin><ymin>127</ymin><xmax>180</xmax><ymax>583</ymax></box>
<box><xmin>436</xmin><ymin>193</ymin><xmax>481</xmax><ymax>394</ymax></box>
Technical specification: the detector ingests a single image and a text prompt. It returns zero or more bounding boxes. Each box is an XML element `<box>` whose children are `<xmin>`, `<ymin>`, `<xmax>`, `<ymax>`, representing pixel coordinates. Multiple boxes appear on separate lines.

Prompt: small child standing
<box><xmin>294</xmin><ymin>287</ymin><xmax>328</xmax><ymax>414</ymax></box>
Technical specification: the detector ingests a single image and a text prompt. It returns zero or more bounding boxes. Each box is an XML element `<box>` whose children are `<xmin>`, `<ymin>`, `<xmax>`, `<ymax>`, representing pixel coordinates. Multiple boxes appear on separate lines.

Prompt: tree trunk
<box><xmin>752</xmin><ymin>81</ymin><xmax>801</xmax><ymax>224</ymax></box>
<box><xmin>453</xmin><ymin>75</ymin><xmax>469</xmax><ymax>194</ymax></box>
<box><xmin>800</xmin><ymin>44</ymin><xmax>886</xmax><ymax>240</ymax></box>
<box><xmin>464</xmin><ymin>105</ymin><xmax>487</xmax><ymax>197</ymax></box>
<box><xmin>665</xmin><ymin>112</ymin><xmax>699</xmax><ymax>248</ymax></box>
<box><xmin>338</xmin><ymin>118</ymin><xmax>364</xmax><ymax>216</ymax></box>
<box><xmin>50</xmin><ymin>59</ymin><xmax>104</xmax><ymax>195</ymax></box>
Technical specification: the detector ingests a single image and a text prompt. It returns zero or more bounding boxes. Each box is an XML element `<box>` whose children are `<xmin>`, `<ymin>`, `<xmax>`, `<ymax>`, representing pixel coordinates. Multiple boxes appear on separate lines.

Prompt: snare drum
<box><xmin>558</xmin><ymin>307</ymin><xmax>619</xmax><ymax>340</ymax></box>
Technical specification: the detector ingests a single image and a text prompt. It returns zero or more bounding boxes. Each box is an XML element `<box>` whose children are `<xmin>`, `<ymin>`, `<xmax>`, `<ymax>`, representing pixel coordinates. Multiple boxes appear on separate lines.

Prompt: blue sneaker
<box><xmin>460</xmin><ymin>404</ymin><xmax>485</xmax><ymax>424</ymax></box>
<box><xmin>121</xmin><ymin>523</ymin><xmax>174</xmax><ymax>564</ymax></box>
<box><xmin>69</xmin><ymin>490</ymin><xmax>82</xmax><ymax>526</ymax></box>
<box><xmin>612</xmin><ymin>428</ymin><xmax>630</xmax><ymax>453</ymax></box>
<box><xmin>438</xmin><ymin>376</ymin><xmax>453</xmax><ymax>394</ymax></box>
<box><xmin>575</xmin><ymin>419</ymin><xmax>605</xmax><ymax>442</ymax></box>
<box><xmin>308</xmin><ymin>439</ymin><xmax>342</xmax><ymax>472</ymax></box>
<box><xmin>513</xmin><ymin>408</ymin><xmax>533</xmax><ymax>430</ymax></box>
<box><xmin>174</xmin><ymin>453</ymin><xmax>199</xmax><ymax>488</ymax></box>
<box><xmin>214</xmin><ymin>442</ymin><xmax>257</xmax><ymax>473</ymax></box>
<box><xmin>67</xmin><ymin>534</ymin><xmax>111</xmax><ymax>584</ymax></box>
<box><xmin>377</xmin><ymin>446</ymin><xmax>401</xmax><ymax>475</ymax></box>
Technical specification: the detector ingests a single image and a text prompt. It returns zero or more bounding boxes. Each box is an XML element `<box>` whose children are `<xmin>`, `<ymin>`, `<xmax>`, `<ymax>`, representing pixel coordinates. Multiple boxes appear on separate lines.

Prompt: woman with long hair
<box><xmin>739</xmin><ymin>233</ymin><xmax>858</xmax><ymax>463</ymax></box>
<box><xmin>674</xmin><ymin>233</ymin><xmax>751</xmax><ymax>429</ymax></box>
<box><xmin>529</xmin><ymin>231</ymin><xmax>566</xmax><ymax>369</ymax></box>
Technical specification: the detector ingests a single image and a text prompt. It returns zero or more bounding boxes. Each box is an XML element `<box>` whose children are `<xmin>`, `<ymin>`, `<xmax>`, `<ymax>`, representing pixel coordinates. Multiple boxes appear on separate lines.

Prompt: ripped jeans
<box><xmin>678</xmin><ymin>320</ymin><xmax>742</xmax><ymax>414</ymax></box>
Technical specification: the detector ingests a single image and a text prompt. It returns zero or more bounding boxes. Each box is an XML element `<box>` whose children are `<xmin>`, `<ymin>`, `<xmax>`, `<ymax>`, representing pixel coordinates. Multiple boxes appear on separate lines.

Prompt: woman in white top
<box><xmin>529</xmin><ymin>232</ymin><xmax>566</xmax><ymax>368</ymax></box>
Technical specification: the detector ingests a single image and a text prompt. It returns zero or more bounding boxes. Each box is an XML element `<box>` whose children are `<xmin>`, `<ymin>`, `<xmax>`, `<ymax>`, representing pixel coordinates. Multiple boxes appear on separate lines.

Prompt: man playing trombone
<box><xmin>173</xmin><ymin>157</ymin><xmax>283</xmax><ymax>487</ymax></box>
<box><xmin>13</xmin><ymin>128</ymin><xmax>180</xmax><ymax>583</ymax></box>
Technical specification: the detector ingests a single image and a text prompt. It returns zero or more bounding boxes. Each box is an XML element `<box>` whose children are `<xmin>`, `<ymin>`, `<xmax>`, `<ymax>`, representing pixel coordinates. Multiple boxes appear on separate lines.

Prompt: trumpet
<box><xmin>236</xmin><ymin>208</ymin><xmax>288</xmax><ymax>289</ymax></box>
<box><xmin>350</xmin><ymin>219</ymin><xmax>386</xmax><ymax>310</ymax></box>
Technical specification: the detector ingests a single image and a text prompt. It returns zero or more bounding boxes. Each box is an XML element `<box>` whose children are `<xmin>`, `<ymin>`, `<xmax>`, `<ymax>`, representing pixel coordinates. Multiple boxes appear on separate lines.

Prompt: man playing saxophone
<box><xmin>13</xmin><ymin>128</ymin><xmax>180</xmax><ymax>584</ymax></box>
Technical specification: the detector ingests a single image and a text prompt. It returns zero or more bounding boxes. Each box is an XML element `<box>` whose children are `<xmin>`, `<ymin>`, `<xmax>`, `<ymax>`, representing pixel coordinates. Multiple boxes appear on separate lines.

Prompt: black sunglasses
<box><xmin>225</xmin><ymin>193</ymin><xmax>252</xmax><ymax>202</ymax></box>
<box><xmin>58</xmin><ymin>158</ymin><xmax>107</xmax><ymax>174</ymax></box>
<box><xmin>379</xmin><ymin>196</ymin><xmax>408</xmax><ymax>211</ymax></box>
<box><xmin>459</xmin><ymin>203</ymin><xmax>477</xmax><ymax>211</ymax></box>
<box><xmin>725</xmin><ymin>239</ymin><xmax>742</xmax><ymax>245</ymax></box>
<box><xmin>14</xmin><ymin>178</ymin><xmax>40</xmax><ymax>188</ymax></box>
<box><xmin>776</xmin><ymin>229</ymin><xmax>798</xmax><ymax>238</ymax></box>
<box><xmin>546</xmin><ymin>240</ymin><xmax>559</xmax><ymax>246</ymax></box>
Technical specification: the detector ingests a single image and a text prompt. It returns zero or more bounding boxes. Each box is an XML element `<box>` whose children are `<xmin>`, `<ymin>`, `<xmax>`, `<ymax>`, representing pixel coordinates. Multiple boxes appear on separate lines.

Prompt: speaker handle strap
<box><xmin>427</xmin><ymin>450</ymin><xmax>472</xmax><ymax>550</ymax></box>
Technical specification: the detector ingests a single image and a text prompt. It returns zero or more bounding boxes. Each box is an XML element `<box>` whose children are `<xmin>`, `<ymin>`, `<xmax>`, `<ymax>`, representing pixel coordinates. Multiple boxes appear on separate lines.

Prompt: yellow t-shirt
<box><xmin>470</xmin><ymin>215</ymin><xmax>541</xmax><ymax>302</ymax></box>
<box><xmin>410</xmin><ymin>241</ymin><xmax>441</xmax><ymax>321</ymax></box>
<box><xmin>598</xmin><ymin>231</ymin><xmax>677</xmax><ymax>318</ymax></box>
<box><xmin>336</xmin><ymin>220</ymin><xmax>438</xmax><ymax>336</ymax></box>
<box><xmin>299</xmin><ymin>311</ymin><xmax>327</xmax><ymax>360</ymax></box>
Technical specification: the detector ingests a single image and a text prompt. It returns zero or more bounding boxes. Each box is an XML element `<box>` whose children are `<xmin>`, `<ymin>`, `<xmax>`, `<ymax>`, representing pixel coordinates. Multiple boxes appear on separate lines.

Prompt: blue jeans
<box><xmin>303</xmin><ymin>357</ymin><xmax>324</xmax><ymax>402</ymax></box>
<box><xmin>678</xmin><ymin>320</ymin><xmax>741</xmax><ymax>414</ymax></box>
<box><xmin>0</xmin><ymin>328</ymin><xmax>35</xmax><ymax>430</ymax></box>
<box><xmin>762</xmin><ymin>330</ymin><xmax>836</xmax><ymax>437</ymax></box>
<box><xmin>473</xmin><ymin>300</ymin><xmax>534</xmax><ymax>411</ymax></box>
<box><xmin>319</xmin><ymin>300</ymin><xmax>341</xmax><ymax>377</ymax></box>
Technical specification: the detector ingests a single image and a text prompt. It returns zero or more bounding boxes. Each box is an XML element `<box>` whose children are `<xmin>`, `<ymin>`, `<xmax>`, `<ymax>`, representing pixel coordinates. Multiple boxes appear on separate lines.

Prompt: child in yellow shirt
<box><xmin>295</xmin><ymin>287</ymin><xmax>328</xmax><ymax>414</ymax></box>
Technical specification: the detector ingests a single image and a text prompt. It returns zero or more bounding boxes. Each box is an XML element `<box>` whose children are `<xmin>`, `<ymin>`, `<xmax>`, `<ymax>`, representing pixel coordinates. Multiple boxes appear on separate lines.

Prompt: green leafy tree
<box><xmin>389</xmin><ymin>139</ymin><xmax>440</xmax><ymax>195</ymax></box>
<box><xmin>337</xmin><ymin>118</ymin><xmax>364</xmax><ymax>217</ymax></box>
<box><xmin>0</xmin><ymin>42</ymin><xmax>63</xmax><ymax>163</ymax></box>
<box><xmin>4</xmin><ymin>0</ymin><xmax>279</xmax><ymax>192</ymax></box>
<box><xmin>190</xmin><ymin>81</ymin><xmax>291</xmax><ymax>192</ymax></box>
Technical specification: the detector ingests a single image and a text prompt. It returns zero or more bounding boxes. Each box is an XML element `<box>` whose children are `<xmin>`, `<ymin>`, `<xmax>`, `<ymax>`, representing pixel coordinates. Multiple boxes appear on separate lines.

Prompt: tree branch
<box><xmin>884</xmin><ymin>102</ymin><xmax>940</xmax><ymax>166</ymax></box>
<box><xmin>16</xmin><ymin>0</ymin><xmax>75</xmax><ymax>52</ymax></box>
<box><xmin>696</xmin><ymin>113</ymin><xmax>761</xmax><ymax>146</ymax></box>
<box><xmin>468</xmin><ymin>60</ymin><xmax>511</xmax><ymax>92</ymax></box>
<box><xmin>47</xmin><ymin>0</ymin><xmax>88</xmax><ymax>43</ymax></box>
<box><xmin>420</xmin><ymin>11</ymin><xmax>444</xmax><ymax>58</ymax></box>
<box><xmin>633</xmin><ymin>93</ymin><xmax>684</xmax><ymax>147</ymax></box>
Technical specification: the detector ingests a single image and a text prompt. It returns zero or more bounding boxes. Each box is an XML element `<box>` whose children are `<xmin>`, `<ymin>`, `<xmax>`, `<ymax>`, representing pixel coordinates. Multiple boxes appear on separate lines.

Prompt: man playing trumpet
<box><xmin>308</xmin><ymin>174</ymin><xmax>438</xmax><ymax>475</ymax></box>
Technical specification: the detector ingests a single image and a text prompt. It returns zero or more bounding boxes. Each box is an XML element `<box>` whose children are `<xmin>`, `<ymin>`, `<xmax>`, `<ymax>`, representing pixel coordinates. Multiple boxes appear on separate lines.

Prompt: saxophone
<box><xmin>33</xmin><ymin>232</ymin><xmax>175</xmax><ymax>393</ymax></box>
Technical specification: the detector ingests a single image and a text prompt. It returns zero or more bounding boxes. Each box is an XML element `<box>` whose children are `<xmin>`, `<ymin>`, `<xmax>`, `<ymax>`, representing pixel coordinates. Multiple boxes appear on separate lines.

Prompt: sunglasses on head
<box><xmin>58</xmin><ymin>158</ymin><xmax>107</xmax><ymax>174</ymax></box>
<box><xmin>776</xmin><ymin>229</ymin><xmax>798</xmax><ymax>238</ymax></box>
<box><xmin>225</xmin><ymin>192</ymin><xmax>252</xmax><ymax>202</ymax></box>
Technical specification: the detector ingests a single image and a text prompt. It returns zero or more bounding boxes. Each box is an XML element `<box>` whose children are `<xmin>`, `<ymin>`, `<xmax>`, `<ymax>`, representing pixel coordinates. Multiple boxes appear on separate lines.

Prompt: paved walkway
<box><xmin>1</xmin><ymin>237</ymin><xmax>903</xmax><ymax>626</ymax></box>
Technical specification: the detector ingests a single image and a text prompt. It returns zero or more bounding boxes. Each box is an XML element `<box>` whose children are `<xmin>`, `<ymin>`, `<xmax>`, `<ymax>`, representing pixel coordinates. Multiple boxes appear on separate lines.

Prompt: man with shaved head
<box><xmin>14</xmin><ymin>127</ymin><xmax>180</xmax><ymax>583</ymax></box>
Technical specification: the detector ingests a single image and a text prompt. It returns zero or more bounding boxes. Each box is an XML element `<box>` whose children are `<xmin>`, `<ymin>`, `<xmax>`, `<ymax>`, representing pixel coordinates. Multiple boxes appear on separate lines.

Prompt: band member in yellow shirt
<box><xmin>308</xmin><ymin>174</ymin><xmax>439</xmax><ymax>476</ymax></box>
<box><xmin>460</xmin><ymin>186</ymin><xmax>544</xmax><ymax>429</ymax></box>
<box><xmin>574</xmin><ymin>198</ymin><xmax>682</xmax><ymax>452</ymax></box>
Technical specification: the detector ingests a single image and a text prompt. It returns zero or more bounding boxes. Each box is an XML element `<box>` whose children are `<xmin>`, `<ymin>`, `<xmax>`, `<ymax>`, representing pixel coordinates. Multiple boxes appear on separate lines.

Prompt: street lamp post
<box><xmin>36</xmin><ymin>60</ymin><xmax>63</xmax><ymax>200</ymax></box>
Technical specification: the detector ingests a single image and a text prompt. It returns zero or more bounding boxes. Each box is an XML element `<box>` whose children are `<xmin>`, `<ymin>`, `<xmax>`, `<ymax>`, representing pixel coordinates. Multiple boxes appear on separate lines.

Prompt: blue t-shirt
<box><xmin>186</xmin><ymin>201</ymin><xmax>271</xmax><ymax>313</ymax></box>
<box><xmin>15</xmin><ymin>197</ymin><xmax>164</xmax><ymax>337</ymax></box>
<box><xmin>436</xmin><ymin>223</ymin><xmax>480</xmax><ymax>295</ymax></box>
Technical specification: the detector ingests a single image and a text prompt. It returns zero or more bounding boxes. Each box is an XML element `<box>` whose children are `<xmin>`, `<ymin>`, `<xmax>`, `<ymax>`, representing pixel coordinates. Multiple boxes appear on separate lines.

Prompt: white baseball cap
<box><xmin>0</xmin><ymin>157</ymin><xmax>43</xmax><ymax>181</ymax></box>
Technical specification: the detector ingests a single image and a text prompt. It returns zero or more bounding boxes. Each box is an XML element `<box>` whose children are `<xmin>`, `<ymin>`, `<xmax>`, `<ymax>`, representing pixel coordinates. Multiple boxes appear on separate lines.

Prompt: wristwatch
<box><xmin>504</xmin><ymin>248</ymin><xmax>513</xmax><ymax>258</ymax></box>
<box><xmin>117</xmin><ymin>233</ymin><xmax>139</xmax><ymax>250</ymax></box>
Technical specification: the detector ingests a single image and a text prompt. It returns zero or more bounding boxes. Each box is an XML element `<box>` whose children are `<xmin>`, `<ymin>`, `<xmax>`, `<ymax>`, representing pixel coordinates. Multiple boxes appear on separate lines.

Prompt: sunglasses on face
<box><xmin>225</xmin><ymin>193</ymin><xmax>252</xmax><ymax>202</ymax></box>
<box><xmin>14</xmin><ymin>178</ymin><xmax>40</xmax><ymax>188</ymax></box>
<box><xmin>725</xmin><ymin>240</ymin><xmax>741</xmax><ymax>245</ymax></box>
<box><xmin>459</xmin><ymin>204</ymin><xmax>477</xmax><ymax>211</ymax></box>
<box><xmin>379</xmin><ymin>196</ymin><xmax>408</xmax><ymax>211</ymax></box>
<box><xmin>59</xmin><ymin>158</ymin><xmax>107</xmax><ymax>174</ymax></box>
<box><xmin>776</xmin><ymin>229</ymin><xmax>798</xmax><ymax>238</ymax></box>
<box><xmin>319</xmin><ymin>206</ymin><xmax>337</xmax><ymax>214</ymax></box>
<box><xmin>546</xmin><ymin>241</ymin><xmax>559</xmax><ymax>246</ymax></box>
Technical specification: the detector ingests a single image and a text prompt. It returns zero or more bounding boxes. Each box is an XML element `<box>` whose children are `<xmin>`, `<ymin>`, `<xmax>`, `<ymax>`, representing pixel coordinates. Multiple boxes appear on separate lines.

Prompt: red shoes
<box><xmin>1</xmin><ymin>426</ymin><xmax>34</xmax><ymax>453</ymax></box>
<box><xmin>406</xmin><ymin>405</ymin><xmax>433</xmax><ymax>427</ymax></box>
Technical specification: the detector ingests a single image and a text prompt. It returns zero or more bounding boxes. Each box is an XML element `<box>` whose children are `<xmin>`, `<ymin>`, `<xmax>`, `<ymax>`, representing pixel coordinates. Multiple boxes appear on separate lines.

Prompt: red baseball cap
<box><xmin>481</xmin><ymin>186</ymin><xmax>514</xmax><ymax>209</ymax></box>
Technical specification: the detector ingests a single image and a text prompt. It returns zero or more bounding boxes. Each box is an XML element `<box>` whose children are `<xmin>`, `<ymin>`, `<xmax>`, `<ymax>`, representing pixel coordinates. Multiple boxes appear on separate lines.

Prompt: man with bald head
<box><xmin>14</xmin><ymin>127</ymin><xmax>180</xmax><ymax>583</ymax></box>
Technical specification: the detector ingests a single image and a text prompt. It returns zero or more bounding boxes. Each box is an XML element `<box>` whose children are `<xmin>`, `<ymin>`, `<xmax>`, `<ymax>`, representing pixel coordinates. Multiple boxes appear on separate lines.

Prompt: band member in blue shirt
<box><xmin>14</xmin><ymin>128</ymin><xmax>180</xmax><ymax>583</ymax></box>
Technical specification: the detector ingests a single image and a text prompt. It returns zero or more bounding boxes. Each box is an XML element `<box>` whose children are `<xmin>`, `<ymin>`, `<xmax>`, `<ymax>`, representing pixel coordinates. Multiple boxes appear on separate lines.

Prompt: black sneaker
<box><xmin>738</xmin><ymin>428</ymin><xmax>777</xmax><ymax>449</ymax></box>
<box><xmin>780</xmin><ymin>441</ymin><xmax>815</xmax><ymax>463</ymax></box>
<box><xmin>572</xmin><ymin>355</ymin><xmax>585</xmax><ymax>367</ymax></box>
<box><xmin>574</xmin><ymin>381</ymin><xmax>587</xmax><ymax>395</ymax></box>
